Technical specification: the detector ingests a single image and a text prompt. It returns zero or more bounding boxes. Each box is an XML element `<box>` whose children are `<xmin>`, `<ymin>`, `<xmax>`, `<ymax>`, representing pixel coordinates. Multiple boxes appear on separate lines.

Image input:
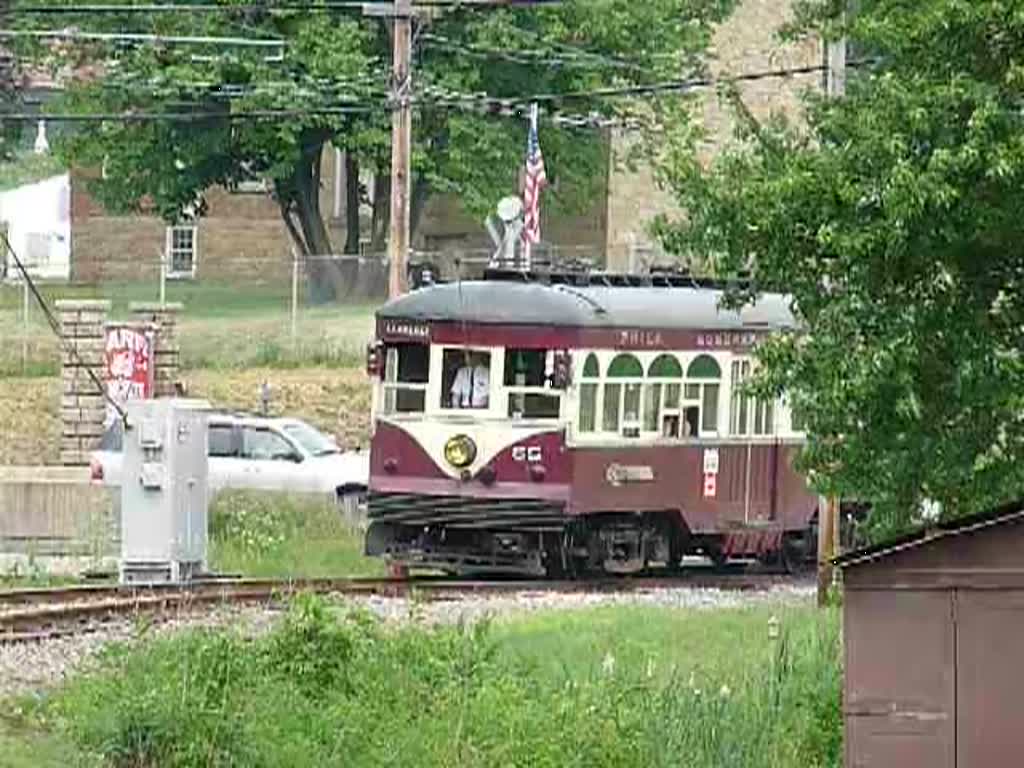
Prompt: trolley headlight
<box><xmin>444</xmin><ymin>434</ymin><xmax>477</xmax><ymax>469</ymax></box>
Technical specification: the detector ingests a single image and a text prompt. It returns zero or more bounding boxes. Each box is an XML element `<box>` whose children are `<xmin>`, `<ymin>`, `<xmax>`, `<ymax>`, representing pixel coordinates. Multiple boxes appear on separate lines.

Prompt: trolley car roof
<box><xmin>378</xmin><ymin>281</ymin><xmax>796</xmax><ymax>331</ymax></box>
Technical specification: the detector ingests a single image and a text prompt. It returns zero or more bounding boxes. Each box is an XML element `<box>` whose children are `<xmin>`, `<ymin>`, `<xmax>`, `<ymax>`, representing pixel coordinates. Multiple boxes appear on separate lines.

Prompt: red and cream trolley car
<box><xmin>364</xmin><ymin>271</ymin><xmax>817</xmax><ymax>576</ymax></box>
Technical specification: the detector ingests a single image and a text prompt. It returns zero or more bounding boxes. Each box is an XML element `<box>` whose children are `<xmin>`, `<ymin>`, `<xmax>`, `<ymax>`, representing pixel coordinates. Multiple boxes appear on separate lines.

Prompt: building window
<box><xmin>686</xmin><ymin>354</ymin><xmax>722</xmax><ymax>437</ymax></box>
<box><xmin>382</xmin><ymin>343</ymin><xmax>429</xmax><ymax>414</ymax></box>
<box><xmin>578</xmin><ymin>353</ymin><xmax>600</xmax><ymax>433</ymax></box>
<box><xmin>730</xmin><ymin>358</ymin><xmax>774</xmax><ymax>436</ymax></box>
<box><xmin>166</xmin><ymin>225</ymin><xmax>197</xmax><ymax>278</ymax></box>
<box><xmin>604</xmin><ymin>353</ymin><xmax>644</xmax><ymax>437</ymax></box>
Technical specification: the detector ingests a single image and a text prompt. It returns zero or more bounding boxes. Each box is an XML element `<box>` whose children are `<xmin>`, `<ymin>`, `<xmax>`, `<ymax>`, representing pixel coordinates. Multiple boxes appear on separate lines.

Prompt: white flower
<box><xmin>719</xmin><ymin>684</ymin><xmax>731</xmax><ymax>699</ymax></box>
<box><xmin>602</xmin><ymin>652</ymin><xmax>616</xmax><ymax>676</ymax></box>
<box><xmin>645</xmin><ymin>658</ymin><xmax>655</xmax><ymax>679</ymax></box>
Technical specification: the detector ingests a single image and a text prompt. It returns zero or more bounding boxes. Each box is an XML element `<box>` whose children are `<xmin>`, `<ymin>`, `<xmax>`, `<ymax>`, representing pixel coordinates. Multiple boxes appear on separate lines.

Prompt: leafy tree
<box><xmin>657</xmin><ymin>0</ymin><xmax>1024</xmax><ymax>536</ymax></box>
<box><xmin>14</xmin><ymin>0</ymin><xmax>735</xmax><ymax>298</ymax></box>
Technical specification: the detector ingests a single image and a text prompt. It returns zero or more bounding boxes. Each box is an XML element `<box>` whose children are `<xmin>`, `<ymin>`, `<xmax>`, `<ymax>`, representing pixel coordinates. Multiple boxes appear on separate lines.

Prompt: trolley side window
<box><xmin>645</xmin><ymin>354</ymin><xmax>684</xmax><ymax>437</ymax></box>
<box><xmin>441</xmin><ymin>348</ymin><xmax>492</xmax><ymax>410</ymax></box>
<box><xmin>578</xmin><ymin>353</ymin><xmax>600</xmax><ymax>433</ymax></box>
<box><xmin>604</xmin><ymin>353</ymin><xmax>644</xmax><ymax>438</ymax></box>
<box><xmin>383</xmin><ymin>343</ymin><xmax>429</xmax><ymax>414</ymax></box>
<box><xmin>729</xmin><ymin>358</ymin><xmax>774</xmax><ymax>436</ymax></box>
<box><xmin>505</xmin><ymin>348</ymin><xmax>560</xmax><ymax>419</ymax></box>
<box><xmin>686</xmin><ymin>354</ymin><xmax>721</xmax><ymax>437</ymax></box>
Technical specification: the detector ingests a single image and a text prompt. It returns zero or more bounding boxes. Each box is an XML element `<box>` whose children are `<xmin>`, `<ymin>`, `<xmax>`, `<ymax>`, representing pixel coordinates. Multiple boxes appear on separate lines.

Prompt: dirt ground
<box><xmin>0</xmin><ymin>367</ymin><xmax>373</xmax><ymax>465</ymax></box>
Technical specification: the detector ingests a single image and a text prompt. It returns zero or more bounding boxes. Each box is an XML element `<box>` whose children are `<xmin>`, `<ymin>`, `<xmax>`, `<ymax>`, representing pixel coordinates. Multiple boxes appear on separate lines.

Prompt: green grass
<box><xmin>0</xmin><ymin>281</ymin><xmax>377</xmax><ymax>376</ymax></box>
<box><xmin>0</xmin><ymin>716</ymin><xmax>94</xmax><ymax>768</ymax></box>
<box><xmin>208</xmin><ymin>491</ymin><xmax>383</xmax><ymax>579</ymax></box>
<box><xmin>10</xmin><ymin>597</ymin><xmax>841</xmax><ymax>768</ymax></box>
<box><xmin>0</xmin><ymin>153</ymin><xmax>66</xmax><ymax>192</ymax></box>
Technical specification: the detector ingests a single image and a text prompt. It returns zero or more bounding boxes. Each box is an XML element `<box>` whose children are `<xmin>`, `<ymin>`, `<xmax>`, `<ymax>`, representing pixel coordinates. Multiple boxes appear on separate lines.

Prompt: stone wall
<box><xmin>604</xmin><ymin>0</ymin><xmax>823</xmax><ymax>270</ymax></box>
<box><xmin>57</xmin><ymin>299</ymin><xmax>109</xmax><ymax>466</ymax></box>
<box><xmin>129</xmin><ymin>302</ymin><xmax>181</xmax><ymax>398</ymax></box>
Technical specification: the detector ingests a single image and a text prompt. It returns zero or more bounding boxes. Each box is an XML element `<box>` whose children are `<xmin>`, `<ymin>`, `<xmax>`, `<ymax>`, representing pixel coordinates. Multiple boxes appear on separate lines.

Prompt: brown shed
<box><xmin>837</xmin><ymin>501</ymin><xmax>1024</xmax><ymax>768</ymax></box>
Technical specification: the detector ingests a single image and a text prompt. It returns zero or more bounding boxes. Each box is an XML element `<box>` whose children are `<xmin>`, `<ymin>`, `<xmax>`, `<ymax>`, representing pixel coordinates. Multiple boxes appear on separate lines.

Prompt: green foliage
<box><xmin>208</xmin><ymin>491</ymin><xmax>383</xmax><ymax>578</ymax></box>
<box><xmin>0</xmin><ymin>152</ymin><xmax>66</xmax><ymax>191</ymax></box>
<box><xmin>13</xmin><ymin>0</ymin><xmax>736</xmax><ymax>250</ymax></box>
<box><xmin>657</xmin><ymin>0</ymin><xmax>1024</xmax><ymax>537</ymax></box>
<box><xmin>41</xmin><ymin>600</ymin><xmax>841</xmax><ymax>768</ymax></box>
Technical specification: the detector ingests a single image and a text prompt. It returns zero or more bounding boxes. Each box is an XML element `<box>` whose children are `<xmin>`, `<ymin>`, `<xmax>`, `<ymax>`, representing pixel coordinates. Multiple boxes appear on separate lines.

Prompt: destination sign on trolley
<box><xmin>381</xmin><ymin>321</ymin><xmax>430</xmax><ymax>340</ymax></box>
<box><xmin>696</xmin><ymin>331</ymin><xmax>758</xmax><ymax>349</ymax></box>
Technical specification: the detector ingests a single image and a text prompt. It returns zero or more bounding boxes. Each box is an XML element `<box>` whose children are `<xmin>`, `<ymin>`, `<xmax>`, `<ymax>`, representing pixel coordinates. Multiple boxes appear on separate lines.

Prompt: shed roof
<box><xmin>378</xmin><ymin>281</ymin><xmax>797</xmax><ymax>331</ymax></box>
<box><xmin>835</xmin><ymin>499</ymin><xmax>1024</xmax><ymax>569</ymax></box>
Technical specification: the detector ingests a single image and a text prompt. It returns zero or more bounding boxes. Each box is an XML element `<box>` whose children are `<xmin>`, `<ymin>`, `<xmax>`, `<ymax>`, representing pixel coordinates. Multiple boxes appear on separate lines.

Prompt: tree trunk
<box><xmin>344</xmin><ymin>152</ymin><xmax>361</xmax><ymax>255</ymax></box>
<box><xmin>370</xmin><ymin>172</ymin><xmax>390</xmax><ymax>254</ymax></box>
<box><xmin>283</xmin><ymin>135</ymin><xmax>349</xmax><ymax>304</ymax></box>
<box><xmin>409</xmin><ymin>174</ymin><xmax>431</xmax><ymax>245</ymax></box>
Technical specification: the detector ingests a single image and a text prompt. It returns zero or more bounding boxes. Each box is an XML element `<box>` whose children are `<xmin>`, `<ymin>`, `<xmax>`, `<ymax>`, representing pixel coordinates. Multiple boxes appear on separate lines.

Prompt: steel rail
<box><xmin>0</xmin><ymin>572</ymin><xmax>805</xmax><ymax>644</ymax></box>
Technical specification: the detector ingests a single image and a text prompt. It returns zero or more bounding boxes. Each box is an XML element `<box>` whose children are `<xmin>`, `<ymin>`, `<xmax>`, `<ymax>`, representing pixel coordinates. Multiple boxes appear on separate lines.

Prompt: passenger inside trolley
<box><xmin>446</xmin><ymin>349</ymin><xmax>491</xmax><ymax>409</ymax></box>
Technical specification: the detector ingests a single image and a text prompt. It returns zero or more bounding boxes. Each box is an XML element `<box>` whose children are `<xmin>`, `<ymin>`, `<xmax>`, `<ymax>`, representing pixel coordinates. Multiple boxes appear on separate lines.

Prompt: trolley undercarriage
<box><xmin>366</xmin><ymin>493</ymin><xmax>818</xmax><ymax>577</ymax></box>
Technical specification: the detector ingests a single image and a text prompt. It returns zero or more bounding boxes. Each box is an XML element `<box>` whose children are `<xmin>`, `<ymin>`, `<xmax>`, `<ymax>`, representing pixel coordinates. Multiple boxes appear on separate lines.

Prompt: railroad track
<box><xmin>0</xmin><ymin>572</ymin><xmax>804</xmax><ymax>644</ymax></box>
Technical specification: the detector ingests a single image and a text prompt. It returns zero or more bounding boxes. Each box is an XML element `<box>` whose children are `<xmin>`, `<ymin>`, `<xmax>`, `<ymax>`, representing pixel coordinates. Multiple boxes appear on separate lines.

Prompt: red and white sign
<box><xmin>703</xmin><ymin>472</ymin><xmax>717</xmax><ymax>498</ymax></box>
<box><xmin>104</xmin><ymin>326</ymin><xmax>155</xmax><ymax>423</ymax></box>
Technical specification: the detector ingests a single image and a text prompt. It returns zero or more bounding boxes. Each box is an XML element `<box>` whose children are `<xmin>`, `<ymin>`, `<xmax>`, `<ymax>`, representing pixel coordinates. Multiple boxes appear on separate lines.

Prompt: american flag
<box><xmin>521</xmin><ymin>103</ymin><xmax>547</xmax><ymax>260</ymax></box>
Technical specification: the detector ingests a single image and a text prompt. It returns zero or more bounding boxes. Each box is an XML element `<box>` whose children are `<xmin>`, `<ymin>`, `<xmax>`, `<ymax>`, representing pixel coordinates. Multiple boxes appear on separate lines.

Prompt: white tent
<box><xmin>0</xmin><ymin>173</ymin><xmax>71</xmax><ymax>281</ymax></box>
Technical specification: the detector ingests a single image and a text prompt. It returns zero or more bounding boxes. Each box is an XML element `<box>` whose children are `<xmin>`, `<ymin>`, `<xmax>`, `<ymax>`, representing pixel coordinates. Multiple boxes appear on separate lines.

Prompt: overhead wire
<box><xmin>0</xmin><ymin>59</ymin><xmax>860</xmax><ymax>124</ymax></box>
<box><xmin>9</xmin><ymin>0</ymin><xmax>568</xmax><ymax>13</ymax></box>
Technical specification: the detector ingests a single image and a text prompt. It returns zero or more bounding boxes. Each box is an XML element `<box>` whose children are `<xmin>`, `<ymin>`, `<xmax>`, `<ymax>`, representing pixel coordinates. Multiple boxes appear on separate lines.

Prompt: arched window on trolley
<box><xmin>644</xmin><ymin>354</ymin><xmax>684</xmax><ymax>437</ymax></box>
<box><xmin>729</xmin><ymin>357</ymin><xmax>774</xmax><ymax>436</ymax></box>
<box><xmin>577</xmin><ymin>353</ymin><xmax>600</xmax><ymax>433</ymax></box>
<box><xmin>602</xmin><ymin>353</ymin><xmax>645</xmax><ymax>438</ymax></box>
<box><xmin>684</xmin><ymin>354</ymin><xmax>722</xmax><ymax>438</ymax></box>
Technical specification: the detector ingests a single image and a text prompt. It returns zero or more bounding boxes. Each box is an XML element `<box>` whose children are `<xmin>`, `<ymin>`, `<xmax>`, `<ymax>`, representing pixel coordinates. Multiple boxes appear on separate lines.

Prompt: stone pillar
<box><xmin>57</xmin><ymin>299</ymin><xmax>110</xmax><ymax>466</ymax></box>
<box><xmin>130</xmin><ymin>302</ymin><xmax>182</xmax><ymax>397</ymax></box>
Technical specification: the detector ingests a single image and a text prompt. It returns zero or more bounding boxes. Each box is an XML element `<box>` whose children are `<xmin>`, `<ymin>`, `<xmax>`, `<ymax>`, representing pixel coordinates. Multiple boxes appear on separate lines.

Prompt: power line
<box><xmin>0</xmin><ymin>60</ymin><xmax>855</xmax><ymax>123</ymax></box>
<box><xmin>0</xmin><ymin>28</ymin><xmax>285</xmax><ymax>46</ymax></box>
<box><xmin>420</xmin><ymin>31</ymin><xmax>653</xmax><ymax>72</ymax></box>
<box><xmin>0</xmin><ymin>104</ymin><xmax>379</xmax><ymax>120</ymax></box>
<box><xmin>9</xmin><ymin>0</ymin><xmax>566</xmax><ymax>13</ymax></box>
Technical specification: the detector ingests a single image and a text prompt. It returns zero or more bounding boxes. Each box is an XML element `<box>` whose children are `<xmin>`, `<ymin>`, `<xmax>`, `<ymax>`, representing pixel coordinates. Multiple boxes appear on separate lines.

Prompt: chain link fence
<box><xmin>0</xmin><ymin>244</ymin><xmax>608</xmax><ymax>376</ymax></box>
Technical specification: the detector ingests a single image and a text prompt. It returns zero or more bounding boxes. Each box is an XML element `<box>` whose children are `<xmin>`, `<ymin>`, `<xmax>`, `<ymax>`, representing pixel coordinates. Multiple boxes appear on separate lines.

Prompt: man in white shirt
<box><xmin>450</xmin><ymin>352</ymin><xmax>490</xmax><ymax>408</ymax></box>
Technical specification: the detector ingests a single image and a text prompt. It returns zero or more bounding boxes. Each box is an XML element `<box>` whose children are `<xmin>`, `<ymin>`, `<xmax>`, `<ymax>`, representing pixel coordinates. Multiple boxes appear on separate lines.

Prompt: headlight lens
<box><xmin>444</xmin><ymin>434</ymin><xmax>477</xmax><ymax>469</ymax></box>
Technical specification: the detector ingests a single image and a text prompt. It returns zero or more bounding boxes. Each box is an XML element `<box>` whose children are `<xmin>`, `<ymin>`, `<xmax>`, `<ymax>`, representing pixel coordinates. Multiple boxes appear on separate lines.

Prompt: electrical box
<box><xmin>120</xmin><ymin>398</ymin><xmax>211</xmax><ymax>584</ymax></box>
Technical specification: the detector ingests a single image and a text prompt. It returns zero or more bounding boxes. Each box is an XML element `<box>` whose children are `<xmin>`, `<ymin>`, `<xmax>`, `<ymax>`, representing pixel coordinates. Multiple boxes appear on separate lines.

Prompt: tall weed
<box><xmin>48</xmin><ymin>598</ymin><xmax>842</xmax><ymax>768</ymax></box>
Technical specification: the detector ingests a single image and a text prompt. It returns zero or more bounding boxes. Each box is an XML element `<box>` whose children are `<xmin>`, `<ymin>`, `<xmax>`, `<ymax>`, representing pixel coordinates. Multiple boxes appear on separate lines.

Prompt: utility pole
<box><xmin>817</xmin><ymin>495</ymin><xmax>839</xmax><ymax>606</ymax></box>
<box><xmin>367</xmin><ymin>0</ymin><xmax>553</xmax><ymax>299</ymax></box>
<box><xmin>367</xmin><ymin>0</ymin><xmax>413</xmax><ymax>299</ymax></box>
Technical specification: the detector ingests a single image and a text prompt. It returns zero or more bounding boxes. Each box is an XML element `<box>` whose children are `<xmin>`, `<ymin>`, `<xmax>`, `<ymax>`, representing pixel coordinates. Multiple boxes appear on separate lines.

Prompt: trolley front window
<box><xmin>505</xmin><ymin>348</ymin><xmax>560</xmax><ymax>419</ymax></box>
<box><xmin>442</xmin><ymin>348</ymin><xmax>492</xmax><ymax>410</ymax></box>
<box><xmin>382</xmin><ymin>343</ymin><xmax>429</xmax><ymax>414</ymax></box>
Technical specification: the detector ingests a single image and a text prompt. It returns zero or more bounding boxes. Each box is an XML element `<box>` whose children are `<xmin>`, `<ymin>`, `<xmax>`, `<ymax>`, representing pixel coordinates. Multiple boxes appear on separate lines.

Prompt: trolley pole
<box><xmin>387</xmin><ymin>0</ymin><xmax>412</xmax><ymax>299</ymax></box>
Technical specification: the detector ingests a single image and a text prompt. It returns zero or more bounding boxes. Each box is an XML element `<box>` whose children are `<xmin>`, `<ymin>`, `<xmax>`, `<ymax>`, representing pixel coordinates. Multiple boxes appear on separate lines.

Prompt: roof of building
<box><xmin>834</xmin><ymin>499</ymin><xmax>1024</xmax><ymax>569</ymax></box>
<box><xmin>378</xmin><ymin>280</ymin><xmax>797</xmax><ymax>331</ymax></box>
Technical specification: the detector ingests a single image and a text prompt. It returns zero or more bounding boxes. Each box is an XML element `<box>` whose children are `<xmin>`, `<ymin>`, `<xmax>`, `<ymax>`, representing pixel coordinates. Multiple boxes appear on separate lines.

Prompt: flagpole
<box><xmin>521</xmin><ymin>103</ymin><xmax>539</xmax><ymax>272</ymax></box>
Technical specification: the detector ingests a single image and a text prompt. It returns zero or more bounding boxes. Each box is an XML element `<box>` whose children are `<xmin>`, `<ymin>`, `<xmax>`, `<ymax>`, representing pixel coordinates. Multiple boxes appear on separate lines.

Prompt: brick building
<box><xmin>605</xmin><ymin>0</ymin><xmax>823</xmax><ymax>271</ymax></box>
<box><xmin>64</xmin><ymin>0</ymin><xmax>818</xmax><ymax>284</ymax></box>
